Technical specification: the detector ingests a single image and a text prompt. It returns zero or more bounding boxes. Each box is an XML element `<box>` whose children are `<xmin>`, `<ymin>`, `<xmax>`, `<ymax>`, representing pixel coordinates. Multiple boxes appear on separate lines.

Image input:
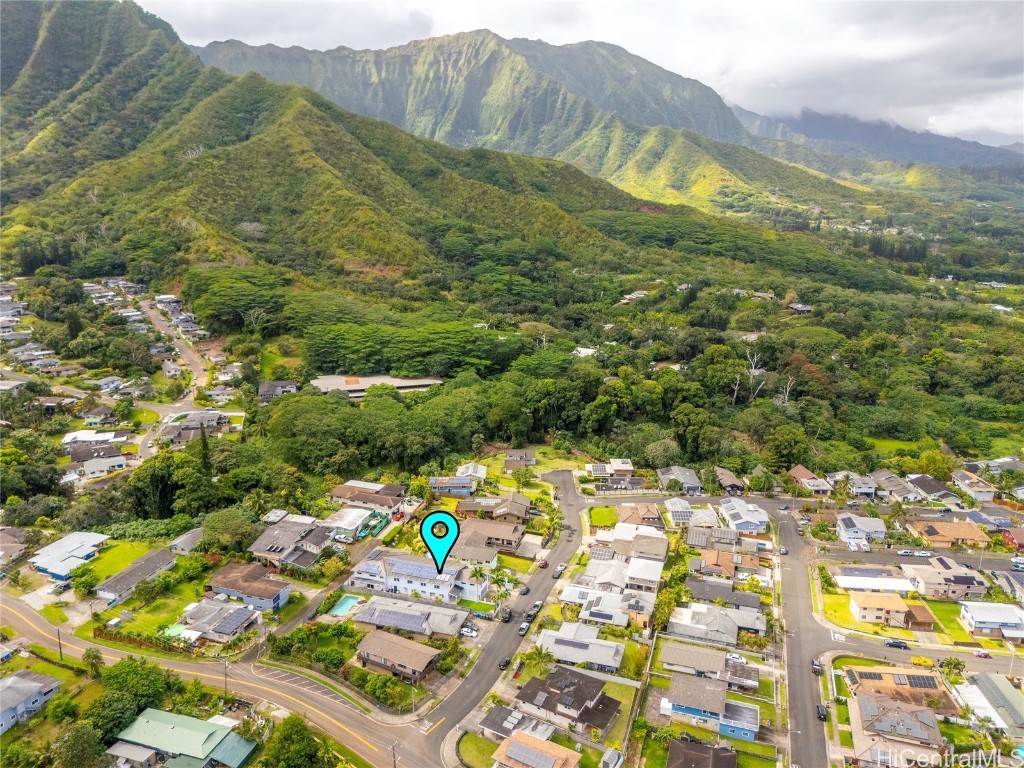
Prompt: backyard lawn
<box><xmin>88</xmin><ymin>541</ymin><xmax>152</xmax><ymax>581</ymax></box>
<box><xmin>457</xmin><ymin>732</ymin><xmax>499</xmax><ymax>768</ymax></box>
<box><xmin>939</xmin><ymin>721</ymin><xmax>991</xmax><ymax>749</ymax></box>
<box><xmin>601</xmin><ymin>681</ymin><xmax>636</xmax><ymax>746</ymax></box>
<box><xmin>839</xmin><ymin>729</ymin><xmax>854</xmax><ymax>748</ymax></box>
<box><xmin>3</xmin><ymin>648</ymin><xmax>85</xmax><ymax>684</ymax></box>
<box><xmin>129</xmin><ymin>407</ymin><xmax>160</xmax><ymax>424</ymax></box>
<box><xmin>497</xmin><ymin>554</ymin><xmax>533</xmax><ymax>573</ymax></box>
<box><xmin>727</xmin><ymin>691</ymin><xmax>775</xmax><ymax>725</ymax></box>
<box><xmin>552</xmin><ymin>732</ymin><xmax>602</xmax><ymax>768</ymax></box>
<box><xmin>588</xmin><ymin>506</ymin><xmax>618</xmax><ymax>528</ymax></box>
<box><xmin>458</xmin><ymin>599</ymin><xmax>495</xmax><ymax>613</ymax></box>
<box><xmin>821</xmin><ymin>593</ymin><xmax>914</xmax><ymax>639</ymax></box>
<box><xmin>276</xmin><ymin>593</ymin><xmax>309</xmax><ymax>625</ymax></box>
<box><xmin>925</xmin><ymin>600</ymin><xmax>975</xmax><ymax>643</ymax></box>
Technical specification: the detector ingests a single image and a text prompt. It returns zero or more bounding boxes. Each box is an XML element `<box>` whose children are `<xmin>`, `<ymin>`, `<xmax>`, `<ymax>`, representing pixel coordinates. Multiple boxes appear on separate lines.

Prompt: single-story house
<box><xmin>28</xmin><ymin>531</ymin><xmax>109</xmax><ymax>581</ymax></box>
<box><xmin>248</xmin><ymin>520</ymin><xmax>331</xmax><ymax>569</ymax></box>
<box><xmin>492</xmin><ymin>731</ymin><xmax>581</xmax><ymax>768</ymax></box>
<box><xmin>455</xmin><ymin>462</ymin><xmax>488</xmax><ymax>482</ymax></box>
<box><xmin>1002</xmin><ymin>529</ymin><xmax>1024</xmax><ymax>551</ymax></box>
<box><xmin>328</xmin><ymin>481</ymin><xmax>406</xmax><ymax>514</ymax></box>
<box><xmin>850</xmin><ymin>692</ymin><xmax>942</xmax><ymax>768</ymax></box>
<box><xmin>666</xmin><ymin>741</ymin><xmax>736</xmax><ymax>768</ymax></box>
<box><xmin>905</xmin><ymin>474</ymin><xmax>954</xmax><ymax>502</ymax></box>
<box><xmin>169</xmin><ymin>528</ymin><xmax>203</xmax><ymax>555</ymax></box>
<box><xmin>685</xmin><ymin>577</ymin><xmax>762</xmax><ymax>612</ymax></box>
<box><xmin>869</xmin><ymin>469</ymin><xmax>922</xmax><ymax>503</ymax></box>
<box><xmin>900</xmin><ymin>557</ymin><xmax>987</xmax><ymax>600</ymax></box>
<box><xmin>906</xmin><ymin>520</ymin><xmax>990</xmax><ymax>549</ymax></box>
<box><xmin>257</xmin><ymin>380</ymin><xmax>298</xmax><ymax>404</ymax></box>
<box><xmin>719</xmin><ymin>498</ymin><xmax>769</xmax><ymax>533</ymax></box>
<box><xmin>657</xmin><ymin>466</ymin><xmax>701</xmax><ymax>494</ymax></box>
<box><xmin>478</xmin><ymin>705</ymin><xmax>552</xmax><ymax>743</ymax></box>
<box><xmin>0</xmin><ymin>672</ymin><xmax>62</xmax><ymax>734</ymax></box>
<box><xmin>456</xmin><ymin>492</ymin><xmax>532</xmax><ymax>524</ymax></box>
<box><xmin>356</xmin><ymin>629</ymin><xmax>439</xmax><ymax>683</ymax></box>
<box><xmin>789</xmin><ymin>464</ymin><xmax>832</xmax><ymax>495</ymax></box>
<box><xmin>503</xmin><ymin>448</ymin><xmax>536</xmax><ymax>474</ymax></box>
<box><xmin>535</xmin><ymin>623</ymin><xmax>624</xmax><ymax>673</ymax></box>
<box><xmin>429</xmin><ymin>475</ymin><xmax>477</xmax><ymax>497</ymax></box>
<box><xmin>95</xmin><ymin>549</ymin><xmax>177</xmax><ymax>605</ymax></box>
<box><xmin>115</xmin><ymin>709</ymin><xmax>256</xmax><ymax>768</ymax></box>
<box><xmin>951</xmin><ymin>469</ymin><xmax>996</xmax><ymax>502</ymax></box>
<box><xmin>352</xmin><ymin>597</ymin><xmax>469</xmax><ymax>638</ymax></box>
<box><xmin>713</xmin><ymin>467</ymin><xmax>744</xmax><ymax>495</ymax></box>
<box><xmin>207</xmin><ymin>563</ymin><xmax>291</xmax><ymax>612</ymax></box>
<box><xmin>179</xmin><ymin>600</ymin><xmax>261</xmax><ymax>644</ymax></box>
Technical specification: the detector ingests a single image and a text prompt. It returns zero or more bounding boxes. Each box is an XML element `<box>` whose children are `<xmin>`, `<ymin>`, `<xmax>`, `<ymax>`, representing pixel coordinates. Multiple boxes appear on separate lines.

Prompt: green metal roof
<box><xmin>165</xmin><ymin>756</ymin><xmax>208</xmax><ymax>768</ymax></box>
<box><xmin>209</xmin><ymin>731</ymin><xmax>257</xmax><ymax>768</ymax></box>
<box><xmin>117</xmin><ymin>709</ymin><xmax>229</xmax><ymax>759</ymax></box>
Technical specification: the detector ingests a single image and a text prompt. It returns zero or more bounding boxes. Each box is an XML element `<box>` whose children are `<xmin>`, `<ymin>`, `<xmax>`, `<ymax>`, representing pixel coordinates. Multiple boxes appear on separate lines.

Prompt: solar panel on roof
<box><xmin>212</xmin><ymin>608</ymin><xmax>252</xmax><ymax>635</ymax></box>
<box><xmin>893</xmin><ymin>674</ymin><xmax>907</xmax><ymax>685</ymax></box>
<box><xmin>859</xmin><ymin>672</ymin><xmax>883</xmax><ymax>680</ymax></box>
<box><xmin>505</xmin><ymin>741</ymin><xmax>556</xmax><ymax>768</ymax></box>
<box><xmin>589</xmin><ymin>610</ymin><xmax>615</xmax><ymax>620</ymax></box>
<box><xmin>554</xmin><ymin>638</ymin><xmax>590</xmax><ymax>650</ymax></box>
<box><xmin>907</xmin><ymin>675</ymin><xmax>938</xmax><ymax>689</ymax></box>
<box><xmin>846</xmin><ymin>669</ymin><xmax>859</xmax><ymax>686</ymax></box>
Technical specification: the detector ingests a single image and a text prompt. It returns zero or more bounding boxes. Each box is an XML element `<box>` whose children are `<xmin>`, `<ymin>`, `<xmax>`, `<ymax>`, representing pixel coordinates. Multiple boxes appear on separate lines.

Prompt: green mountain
<box><xmin>192</xmin><ymin>33</ymin><xmax>885</xmax><ymax>219</ymax></box>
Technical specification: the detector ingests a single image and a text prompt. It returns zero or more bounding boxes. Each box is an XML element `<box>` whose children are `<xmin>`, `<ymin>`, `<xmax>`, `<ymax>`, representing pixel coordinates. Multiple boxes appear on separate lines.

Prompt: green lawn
<box><xmin>552</xmin><ymin>732</ymin><xmax>602</xmax><ymax>768</ymax></box>
<box><xmin>458</xmin><ymin>599</ymin><xmax>495</xmax><ymax>613</ymax></box>
<box><xmin>323</xmin><ymin>734</ymin><xmax>375</xmax><ymax>768</ymax></box>
<box><xmin>588</xmin><ymin>506</ymin><xmax>619</xmax><ymax>528</ymax></box>
<box><xmin>834</xmin><ymin>672</ymin><xmax>851</xmax><ymax>698</ymax></box>
<box><xmin>832</xmin><ymin>655</ymin><xmax>888</xmax><ymax>669</ymax></box>
<box><xmin>497</xmin><ymin>554</ymin><xmax>533</xmax><ymax>573</ymax></box>
<box><xmin>839</xmin><ymin>728</ymin><xmax>854</xmax><ymax>748</ymax></box>
<box><xmin>652</xmin><ymin>722</ymin><xmax>777</xmax><ymax>759</ymax></box>
<box><xmin>641</xmin><ymin>737</ymin><xmax>670</xmax><ymax>768</ymax></box>
<box><xmin>939</xmin><ymin>721</ymin><xmax>991</xmax><ymax>748</ymax></box>
<box><xmin>3</xmin><ymin>647</ymin><xmax>86</xmax><ymax>684</ymax></box>
<box><xmin>89</xmin><ymin>541</ymin><xmax>152</xmax><ymax>580</ymax></box>
<box><xmin>835</xmin><ymin>700</ymin><xmax>850</xmax><ymax>725</ymax></box>
<box><xmin>277</xmin><ymin>593</ymin><xmax>310</xmax><ymax>625</ymax></box>
<box><xmin>868</xmin><ymin>437</ymin><xmax>923</xmax><ymax>453</ymax></box>
<box><xmin>457</xmin><ymin>732</ymin><xmax>499</xmax><ymax>768</ymax></box>
<box><xmin>755</xmin><ymin>678</ymin><xmax>774</xmax><ymax>700</ymax></box>
<box><xmin>924</xmin><ymin>600</ymin><xmax>975</xmax><ymax>643</ymax></box>
<box><xmin>821</xmin><ymin>593</ymin><xmax>914</xmax><ymax>639</ymax></box>
<box><xmin>129</xmin><ymin>407</ymin><xmax>160</xmax><ymax>424</ymax></box>
<box><xmin>736</xmin><ymin>756</ymin><xmax>776</xmax><ymax>768</ymax></box>
<box><xmin>39</xmin><ymin>604</ymin><xmax>68</xmax><ymax>625</ymax></box>
<box><xmin>601</xmin><ymin>681</ymin><xmax>636</xmax><ymax>746</ymax></box>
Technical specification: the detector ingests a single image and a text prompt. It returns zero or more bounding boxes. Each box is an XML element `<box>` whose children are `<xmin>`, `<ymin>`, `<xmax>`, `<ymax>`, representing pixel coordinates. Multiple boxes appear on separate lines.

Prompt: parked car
<box><xmin>460</xmin><ymin>627</ymin><xmax>478</xmax><ymax>638</ymax></box>
<box><xmin>897</xmin><ymin>550</ymin><xmax>914</xmax><ymax>556</ymax></box>
<box><xmin>914</xmin><ymin>551</ymin><xmax>934</xmax><ymax>558</ymax></box>
<box><xmin>974</xmin><ymin>650</ymin><xmax>991</xmax><ymax>658</ymax></box>
<box><xmin>858</xmin><ymin>540</ymin><xmax>871</xmax><ymax>552</ymax></box>
<box><xmin>848</xmin><ymin>500</ymin><xmax>860</xmax><ymax>507</ymax></box>
<box><xmin>554</xmin><ymin>563</ymin><xmax>568</xmax><ymax>578</ymax></box>
<box><xmin>848</xmin><ymin>541</ymin><xmax>859</xmax><ymax>552</ymax></box>
<box><xmin>498</xmin><ymin>657</ymin><xmax>511</xmax><ymax>670</ymax></box>
<box><xmin>885</xmin><ymin>639</ymin><xmax>910</xmax><ymax>650</ymax></box>
<box><xmin>520</xmin><ymin>586</ymin><xmax>531</xmax><ymax>596</ymax></box>
<box><xmin>532</xmin><ymin>601</ymin><xmax>543</xmax><ymax>611</ymax></box>
<box><xmin>1014</xmin><ymin>563</ymin><xmax>1024</xmax><ymax>572</ymax></box>
<box><xmin>779</xmin><ymin>546</ymin><xmax>788</xmax><ymax>555</ymax></box>
<box><xmin>517</xmin><ymin>622</ymin><xmax>530</xmax><ymax>636</ymax></box>
<box><xmin>960</xmin><ymin>562</ymin><xmax>973</xmax><ymax>569</ymax></box>
<box><xmin>779</xmin><ymin>505</ymin><xmax>789</xmax><ymax>511</ymax></box>
<box><xmin>816</xmin><ymin>704</ymin><xmax>828</xmax><ymax>721</ymax></box>
<box><xmin>536</xmin><ymin>560</ymin><xmax>548</xmax><ymax>569</ymax></box>
<box><xmin>1011</xmin><ymin>556</ymin><xmax>1024</xmax><ymax>565</ymax></box>
<box><xmin>726</xmin><ymin>653</ymin><xmax>746</xmax><ymax>665</ymax></box>
<box><xmin>502</xmin><ymin>608</ymin><xmax>512</xmax><ymax>623</ymax></box>
<box><xmin>911</xmin><ymin>656</ymin><xmax>934</xmax><ymax>668</ymax></box>
<box><xmin>811</xmin><ymin>660</ymin><xmax>823</xmax><ymax>675</ymax></box>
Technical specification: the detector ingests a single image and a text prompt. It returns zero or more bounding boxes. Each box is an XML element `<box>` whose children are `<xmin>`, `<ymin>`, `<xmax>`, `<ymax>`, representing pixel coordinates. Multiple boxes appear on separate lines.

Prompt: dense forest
<box><xmin>1</xmin><ymin>1</ymin><xmax>1022</xmax><ymax>535</ymax></box>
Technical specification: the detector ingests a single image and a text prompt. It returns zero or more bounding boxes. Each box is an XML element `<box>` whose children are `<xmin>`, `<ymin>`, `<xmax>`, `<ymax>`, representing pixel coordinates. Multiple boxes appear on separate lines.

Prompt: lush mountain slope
<box><xmin>733</xmin><ymin>106</ymin><xmax>1022</xmax><ymax>168</ymax></box>
<box><xmin>193</xmin><ymin>33</ymin><xmax>883</xmax><ymax>219</ymax></box>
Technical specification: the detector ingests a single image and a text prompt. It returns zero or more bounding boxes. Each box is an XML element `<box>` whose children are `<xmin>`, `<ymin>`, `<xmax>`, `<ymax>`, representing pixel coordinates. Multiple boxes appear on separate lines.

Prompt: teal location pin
<box><xmin>420</xmin><ymin>511</ymin><xmax>460</xmax><ymax>574</ymax></box>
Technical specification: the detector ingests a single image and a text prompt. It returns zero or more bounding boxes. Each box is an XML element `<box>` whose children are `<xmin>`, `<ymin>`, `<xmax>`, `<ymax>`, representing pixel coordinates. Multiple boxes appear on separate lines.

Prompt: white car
<box><xmin>726</xmin><ymin>653</ymin><xmax>746</xmax><ymax>665</ymax></box>
<box><xmin>460</xmin><ymin>627</ymin><xmax>478</xmax><ymax>638</ymax></box>
<box><xmin>914</xmin><ymin>550</ymin><xmax>933</xmax><ymax>558</ymax></box>
<box><xmin>897</xmin><ymin>549</ymin><xmax>914</xmax><ymax>556</ymax></box>
<box><xmin>1012</xmin><ymin>556</ymin><xmax>1024</xmax><ymax>565</ymax></box>
<box><xmin>858</xmin><ymin>540</ymin><xmax>871</xmax><ymax>552</ymax></box>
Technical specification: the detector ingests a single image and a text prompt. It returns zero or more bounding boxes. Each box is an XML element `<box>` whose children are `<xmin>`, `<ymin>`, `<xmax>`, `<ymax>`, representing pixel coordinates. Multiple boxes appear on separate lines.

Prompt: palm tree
<box><xmin>469</xmin><ymin>565</ymin><xmax>488</xmax><ymax>584</ymax></box>
<box><xmin>243</xmin><ymin>489</ymin><xmax>270</xmax><ymax>517</ymax></box>
<box><xmin>249</xmin><ymin>416</ymin><xmax>269</xmax><ymax>440</ymax></box>
<box><xmin>940</xmin><ymin>656</ymin><xmax>966</xmax><ymax>680</ymax></box>
<box><xmin>522</xmin><ymin>644</ymin><xmax>555</xmax><ymax>672</ymax></box>
<box><xmin>495</xmin><ymin>588</ymin><xmax>511</xmax><ymax>610</ymax></box>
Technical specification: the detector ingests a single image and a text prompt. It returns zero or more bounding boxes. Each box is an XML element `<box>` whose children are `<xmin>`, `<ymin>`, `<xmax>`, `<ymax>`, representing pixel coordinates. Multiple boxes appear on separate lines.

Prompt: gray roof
<box><xmin>685</xmin><ymin>577</ymin><xmax>762</xmax><ymax>610</ymax></box>
<box><xmin>169</xmin><ymin>528</ymin><xmax>203</xmax><ymax>552</ymax></box>
<box><xmin>0</xmin><ymin>671</ymin><xmax>62</xmax><ymax>708</ymax></box>
<box><xmin>659</xmin><ymin>641</ymin><xmax>726</xmax><ymax>673</ymax></box>
<box><xmin>858</xmin><ymin>692</ymin><xmax>942</xmax><ymax>745</ymax></box>
<box><xmin>665</xmin><ymin>673</ymin><xmax>726</xmax><ymax>714</ymax></box>
<box><xmin>96</xmin><ymin>549</ymin><xmax>176</xmax><ymax>596</ymax></box>
<box><xmin>969</xmin><ymin>673</ymin><xmax>1024</xmax><ymax>727</ymax></box>
<box><xmin>249</xmin><ymin>520</ymin><xmax>331</xmax><ymax>558</ymax></box>
<box><xmin>536</xmin><ymin>623</ymin><xmax>625</xmax><ymax>669</ymax></box>
<box><xmin>686</xmin><ymin>527</ymin><xmax>739</xmax><ymax>548</ymax></box>
<box><xmin>354</xmin><ymin>597</ymin><xmax>468</xmax><ymax>636</ymax></box>
<box><xmin>657</xmin><ymin>466</ymin><xmax>701</xmax><ymax>488</ymax></box>
<box><xmin>666</xmin><ymin>742</ymin><xmax>737</xmax><ymax>768</ymax></box>
<box><xmin>907</xmin><ymin>475</ymin><xmax>951</xmax><ymax>497</ymax></box>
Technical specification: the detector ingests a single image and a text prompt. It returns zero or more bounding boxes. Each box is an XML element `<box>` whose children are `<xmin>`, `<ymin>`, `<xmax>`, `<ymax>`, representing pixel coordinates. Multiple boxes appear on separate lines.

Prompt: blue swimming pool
<box><xmin>329</xmin><ymin>595</ymin><xmax>361</xmax><ymax>617</ymax></box>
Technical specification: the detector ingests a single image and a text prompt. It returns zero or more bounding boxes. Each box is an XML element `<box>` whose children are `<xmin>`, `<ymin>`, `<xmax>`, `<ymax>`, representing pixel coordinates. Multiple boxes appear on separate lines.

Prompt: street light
<box><xmin>1008</xmin><ymin>641</ymin><xmax>1016</xmax><ymax>679</ymax></box>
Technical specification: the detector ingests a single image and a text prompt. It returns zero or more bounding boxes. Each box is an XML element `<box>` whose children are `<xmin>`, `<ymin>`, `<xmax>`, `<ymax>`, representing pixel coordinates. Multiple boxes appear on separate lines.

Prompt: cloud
<box><xmin>138</xmin><ymin>0</ymin><xmax>1024</xmax><ymax>143</ymax></box>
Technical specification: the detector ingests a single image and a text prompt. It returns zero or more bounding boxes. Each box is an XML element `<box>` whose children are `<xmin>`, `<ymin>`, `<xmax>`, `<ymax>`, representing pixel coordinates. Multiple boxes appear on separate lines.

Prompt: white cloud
<box><xmin>138</xmin><ymin>0</ymin><xmax>1024</xmax><ymax>144</ymax></box>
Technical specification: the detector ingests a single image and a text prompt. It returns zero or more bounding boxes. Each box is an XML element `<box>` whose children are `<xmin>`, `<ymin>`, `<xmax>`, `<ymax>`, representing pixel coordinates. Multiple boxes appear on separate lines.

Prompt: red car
<box><xmin>974</xmin><ymin>650</ymin><xmax>991</xmax><ymax>658</ymax></box>
<box><xmin>392</xmin><ymin>511</ymin><xmax>404</xmax><ymax>522</ymax></box>
<box><xmin>536</xmin><ymin>560</ymin><xmax>548</xmax><ymax>569</ymax></box>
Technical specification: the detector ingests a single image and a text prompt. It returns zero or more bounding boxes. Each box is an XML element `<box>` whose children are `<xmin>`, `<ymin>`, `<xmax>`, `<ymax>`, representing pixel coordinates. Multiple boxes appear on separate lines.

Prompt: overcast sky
<box><xmin>139</xmin><ymin>0</ymin><xmax>1024</xmax><ymax>147</ymax></box>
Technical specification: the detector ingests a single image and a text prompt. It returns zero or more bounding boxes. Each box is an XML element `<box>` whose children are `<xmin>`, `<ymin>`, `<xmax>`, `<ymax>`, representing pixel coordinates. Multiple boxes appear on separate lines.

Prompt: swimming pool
<box><xmin>329</xmin><ymin>594</ymin><xmax>361</xmax><ymax>617</ymax></box>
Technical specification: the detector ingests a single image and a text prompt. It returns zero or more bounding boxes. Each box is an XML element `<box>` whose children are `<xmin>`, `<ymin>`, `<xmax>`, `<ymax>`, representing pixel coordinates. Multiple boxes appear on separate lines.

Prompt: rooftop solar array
<box><xmin>212</xmin><ymin>608</ymin><xmax>252</xmax><ymax>635</ymax></box>
<box><xmin>907</xmin><ymin>675</ymin><xmax>938</xmax><ymax>689</ymax></box>
<box><xmin>846</xmin><ymin>669</ymin><xmax>859</xmax><ymax>687</ymax></box>
<box><xmin>390</xmin><ymin>559</ymin><xmax>449</xmax><ymax>579</ymax></box>
<box><xmin>669</xmin><ymin>510</ymin><xmax>690</xmax><ymax>524</ymax></box>
<box><xmin>893</xmin><ymin>674</ymin><xmax>907</xmax><ymax>685</ymax></box>
<box><xmin>367</xmin><ymin>607</ymin><xmax>428</xmax><ymax>633</ymax></box>
<box><xmin>554</xmin><ymin>638</ymin><xmax>591</xmax><ymax>650</ymax></box>
<box><xmin>859</xmin><ymin>671</ymin><xmax>883</xmax><ymax>680</ymax></box>
<box><xmin>505</xmin><ymin>741</ymin><xmax>556</xmax><ymax>768</ymax></box>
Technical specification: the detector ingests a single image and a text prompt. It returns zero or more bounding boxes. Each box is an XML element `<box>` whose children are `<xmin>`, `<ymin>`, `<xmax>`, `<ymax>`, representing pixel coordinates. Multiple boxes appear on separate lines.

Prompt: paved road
<box><xmin>3</xmin><ymin>472</ymin><xmax>587</xmax><ymax>766</ymax></box>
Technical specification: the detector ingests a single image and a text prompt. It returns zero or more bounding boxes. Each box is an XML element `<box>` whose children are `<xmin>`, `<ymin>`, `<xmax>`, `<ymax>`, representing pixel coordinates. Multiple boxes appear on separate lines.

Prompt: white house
<box><xmin>83</xmin><ymin>455</ymin><xmax>127</xmax><ymax>479</ymax></box>
<box><xmin>836</xmin><ymin>513</ymin><xmax>888</xmax><ymax>543</ymax></box>
<box><xmin>952</xmin><ymin>470</ymin><xmax>996</xmax><ymax>503</ymax></box>
<box><xmin>719</xmin><ymin>498</ymin><xmax>769</xmax><ymax>533</ymax></box>
<box><xmin>455</xmin><ymin>462</ymin><xmax>488</xmax><ymax>482</ymax></box>
<box><xmin>959</xmin><ymin>602</ymin><xmax>1024</xmax><ymax>639</ymax></box>
<box><xmin>826</xmin><ymin>471</ymin><xmax>878</xmax><ymax>498</ymax></box>
<box><xmin>347</xmin><ymin>548</ymin><xmax>485</xmax><ymax>602</ymax></box>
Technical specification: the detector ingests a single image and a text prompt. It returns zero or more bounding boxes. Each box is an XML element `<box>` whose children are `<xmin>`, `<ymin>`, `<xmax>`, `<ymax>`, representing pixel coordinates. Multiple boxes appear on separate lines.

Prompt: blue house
<box><xmin>659</xmin><ymin>674</ymin><xmax>760</xmax><ymax>742</ymax></box>
<box><xmin>207</xmin><ymin>563</ymin><xmax>291</xmax><ymax>612</ymax></box>
<box><xmin>28</xmin><ymin>532</ymin><xmax>109</xmax><ymax>581</ymax></box>
<box><xmin>429</xmin><ymin>476</ymin><xmax>477</xmax><ymax>497</ymax></box>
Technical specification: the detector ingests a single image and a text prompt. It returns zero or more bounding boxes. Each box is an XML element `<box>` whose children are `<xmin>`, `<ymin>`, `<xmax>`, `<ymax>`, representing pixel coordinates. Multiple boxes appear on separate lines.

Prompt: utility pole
<box><xmin>391</xmin><ymin>741</ymin><xmax>398</xmax><ymax>768</ymax></box>
<box><xmin>56</xmin><ymin>628</ymin><xmax>63</xmax><ymax>661</ymax></box>
<box><xmin>223</xmin><ymin>659</ymin><xmax>228</xmax><ymax>697</ymax></box>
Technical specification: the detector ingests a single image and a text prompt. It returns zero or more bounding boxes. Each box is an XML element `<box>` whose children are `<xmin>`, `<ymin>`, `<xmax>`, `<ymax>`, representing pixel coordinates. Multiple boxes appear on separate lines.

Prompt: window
<box><xmin>728</xmin><ymin>728</ymin><xmax>736</xmax><ymax>735</ymax></box>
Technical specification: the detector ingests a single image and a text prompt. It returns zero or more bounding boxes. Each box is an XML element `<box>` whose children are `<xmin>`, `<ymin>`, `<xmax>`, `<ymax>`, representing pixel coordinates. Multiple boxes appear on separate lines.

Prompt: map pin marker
<box><xmin>420</xmin><ymin>511</ymin><xmax>460</xmax><ymax>574</ymax></box>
